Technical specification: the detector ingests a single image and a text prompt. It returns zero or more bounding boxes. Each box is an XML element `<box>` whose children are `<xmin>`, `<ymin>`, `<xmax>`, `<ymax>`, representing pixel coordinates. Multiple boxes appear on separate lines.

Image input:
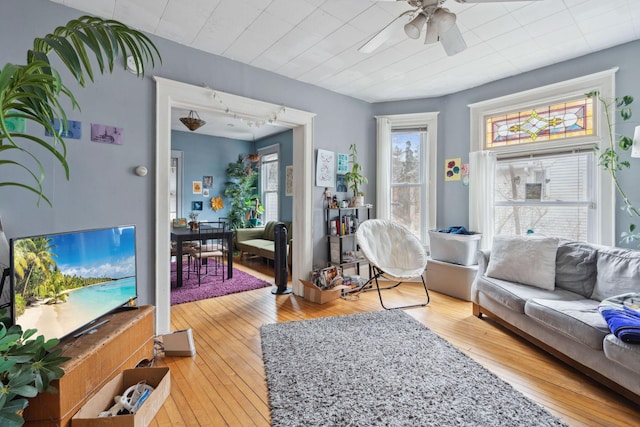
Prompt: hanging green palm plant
<box><xmin>0</xmin><ymin>15</ymin><xmax>161</xmax><ymax>206</ymax></box>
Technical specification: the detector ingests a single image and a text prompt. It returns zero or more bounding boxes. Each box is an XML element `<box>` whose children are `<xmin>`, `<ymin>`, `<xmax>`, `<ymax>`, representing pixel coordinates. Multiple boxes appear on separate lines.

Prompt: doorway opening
<box><xmin>154</xmin><ymin>77</ymin><xmax>315</xmax><ymax>334</ymax></box>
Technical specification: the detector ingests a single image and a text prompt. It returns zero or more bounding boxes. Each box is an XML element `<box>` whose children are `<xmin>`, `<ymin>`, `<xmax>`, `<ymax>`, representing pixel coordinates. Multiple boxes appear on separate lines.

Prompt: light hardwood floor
<box><xmin>150</xmin><ymin>260</ymin><xmax>640</xmax><ymax>426</ymax></box>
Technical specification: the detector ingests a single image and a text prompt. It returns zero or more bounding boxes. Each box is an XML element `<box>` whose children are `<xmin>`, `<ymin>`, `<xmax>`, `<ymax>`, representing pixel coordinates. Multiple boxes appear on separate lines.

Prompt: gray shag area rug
<box><xmin>260</xmin><ymin>310</ymin><xmax>568</xmax><ymax>427</ymax></box>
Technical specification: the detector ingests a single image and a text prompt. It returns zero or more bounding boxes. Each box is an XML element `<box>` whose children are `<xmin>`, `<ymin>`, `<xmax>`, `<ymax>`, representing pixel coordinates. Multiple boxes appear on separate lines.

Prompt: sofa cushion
<box><xmin>486</xmin><ymin>235</ymin><xmax>559</xmax><ymax>290</ymax></box>
<box><xmin>476</xmin><ymin>276</ymin><xmax>582</xmax><ymax>314</ymax></box>
<box><xmin>591</xmin><ymin>247</ymin><xmax>640</xmax><ymax>301</ymax></box>
<box><xmin>525</xmin><ymin>299</ymin><xmax>609</xmax><ymax>350</ymax></box>
<box><xmin>603</xmin><ymin>334</ymin><xmax>640</xmax><ymax>375</ymax></box>
<box><xmin>555</xmin><ymin>240</ymin><xmax>598</xmax><ymax>298</ymax></box>
<box><xmin>263</xmin><ymin>221</ymin><xmax>277</xmax><ymax>241</ymax></box>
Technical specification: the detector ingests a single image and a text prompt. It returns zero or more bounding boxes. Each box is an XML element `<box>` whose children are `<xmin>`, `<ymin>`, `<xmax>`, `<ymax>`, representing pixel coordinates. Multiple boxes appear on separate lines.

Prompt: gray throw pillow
<box><xmin>486</xmin><ymin>235</ymin><xmax>559</xmax><ymax>290</ymax></box>
<box><xmin>592</xmin><ymin>247</ymin><xmax>640</xmax><ymax>301</ymax></box>
<box><xmin>555</xmin><ymin>240</ymin><xmax>598</xmax><ymax>298</ymax></box>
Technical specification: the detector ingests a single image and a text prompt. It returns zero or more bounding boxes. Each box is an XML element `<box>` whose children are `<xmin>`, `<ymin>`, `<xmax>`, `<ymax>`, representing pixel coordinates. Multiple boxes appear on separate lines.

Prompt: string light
<box><xmin>204</xmin><ymin>85</ymin><xmax>286</xmax><ymax>128</ymax></box>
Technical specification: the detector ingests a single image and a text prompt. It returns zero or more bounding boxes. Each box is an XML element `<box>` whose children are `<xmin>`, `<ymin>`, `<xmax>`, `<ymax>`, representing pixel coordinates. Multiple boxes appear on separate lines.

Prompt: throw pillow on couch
<box><xmin>485</xmin><ymin>235</ymin><xmax>559</xmax><ymax>290</ymax></box>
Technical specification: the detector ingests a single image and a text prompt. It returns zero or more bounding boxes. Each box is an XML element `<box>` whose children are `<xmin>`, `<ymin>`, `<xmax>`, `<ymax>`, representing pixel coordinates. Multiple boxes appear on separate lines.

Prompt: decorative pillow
<box><xmin>554</xmin><ymin>240</ymin><xmax>599</xmax><ymax>298</ymax></box>
<box><xmin>592</xmin><ymin>247</ymin><xmax>640</xmax><ymax>301</ymax></box>
<box><xmin>486</xmin><ymin>235</ymin><xmax>559</xmax><ymax>290</ymax></box>
<box><xmin>263</xmin><ymin>221</ymin><xmax>277</xmax><ymax>241</ymax></box>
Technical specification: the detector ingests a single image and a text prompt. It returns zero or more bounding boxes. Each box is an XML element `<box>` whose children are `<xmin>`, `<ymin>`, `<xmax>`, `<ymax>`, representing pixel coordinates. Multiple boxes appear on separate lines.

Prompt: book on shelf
<box><xmin>328</xmin><ymin>214</ymin><xmax>359</xmax><ymax>236</ymax></box>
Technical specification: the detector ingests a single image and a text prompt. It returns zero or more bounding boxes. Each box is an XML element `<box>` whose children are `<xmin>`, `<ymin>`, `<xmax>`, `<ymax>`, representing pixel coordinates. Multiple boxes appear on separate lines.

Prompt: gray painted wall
<box><xmin>373</xmin><ymin>40</ymin><xmax>640</xmax><ymax>240</ymax></box>
<box><xmin>3</xmin><ymin>0</ymin><xmax>639</xmax><ymax>311</ymax></box>
<box><xmin>1</xmin><ymin>0</ymin><xmax>373</xmax><ymax>306</ymax></box>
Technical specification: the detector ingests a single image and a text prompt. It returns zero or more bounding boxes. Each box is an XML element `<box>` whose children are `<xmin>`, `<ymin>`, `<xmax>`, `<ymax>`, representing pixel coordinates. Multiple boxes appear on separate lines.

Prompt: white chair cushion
<box><xmin>356</xmin><ymin>219</ymin><xmax>427</xmax><ymax>279</ymax></box>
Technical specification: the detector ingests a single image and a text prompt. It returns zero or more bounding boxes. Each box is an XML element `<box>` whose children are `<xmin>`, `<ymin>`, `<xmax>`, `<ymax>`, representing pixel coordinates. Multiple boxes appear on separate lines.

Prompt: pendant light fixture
<box><xmin>179</xmin><ymin>110</ymin><xmax>206</xmax><ymax>131</ymax></box>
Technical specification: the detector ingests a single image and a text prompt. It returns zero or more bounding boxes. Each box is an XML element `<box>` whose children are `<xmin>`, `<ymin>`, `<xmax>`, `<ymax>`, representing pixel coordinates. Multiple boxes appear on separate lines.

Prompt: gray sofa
<box><xmin>472</xmin><ymin>236</ymin><xmax>640</xmax><ymax>404</ymax></box>
<box><xmin>235</xmin><ymin>221</ymin><xmax>292</xmax><ymax>266</ymax></box>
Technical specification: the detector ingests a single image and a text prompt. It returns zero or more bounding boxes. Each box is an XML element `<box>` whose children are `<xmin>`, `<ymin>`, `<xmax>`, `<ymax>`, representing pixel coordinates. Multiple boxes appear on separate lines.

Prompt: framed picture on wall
<box><xmin>192</xmin><ymin>201</ymin><xmax>203</xmax><ymax>211</ymax></box>
<box><xmin>192</xmin><ymin>181</ymin><xmax>202</xmax><ymax>194</ymax></box>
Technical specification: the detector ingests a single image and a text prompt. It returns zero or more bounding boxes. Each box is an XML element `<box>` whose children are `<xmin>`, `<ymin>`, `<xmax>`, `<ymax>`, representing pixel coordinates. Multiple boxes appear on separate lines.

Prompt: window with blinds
<box><xmin>494</xmin><ymin>152</ymin><xmax>595</xmax><ymax>241</ymax></box>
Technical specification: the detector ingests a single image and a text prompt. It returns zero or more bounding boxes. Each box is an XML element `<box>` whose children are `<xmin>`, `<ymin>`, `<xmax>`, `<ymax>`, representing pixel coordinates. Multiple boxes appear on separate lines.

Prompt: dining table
<box><xmin>171</xmin><ymin>226</ymin><xmax>234</xmax><ymax>287</ymax></box>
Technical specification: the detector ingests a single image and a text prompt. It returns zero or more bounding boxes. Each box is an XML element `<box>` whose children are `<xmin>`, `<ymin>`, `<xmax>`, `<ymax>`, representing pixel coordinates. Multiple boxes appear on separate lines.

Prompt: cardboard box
<box><xmin>300</xmin><ymin>279</ymin><xmax>342</xmax><ymax>304</ymax></box>
<box><xmin>72</xmin><ymin>367</ymin><xmax>170</xmax><ymax>427</ymax></box>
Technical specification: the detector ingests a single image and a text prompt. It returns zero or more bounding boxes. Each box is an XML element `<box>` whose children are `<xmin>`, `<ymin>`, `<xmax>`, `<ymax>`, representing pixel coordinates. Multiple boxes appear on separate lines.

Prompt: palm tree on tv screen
<box><xmin>13</xmin><ymin>237</ymin><xmax>55</xmax><ymax>300</ymax></box>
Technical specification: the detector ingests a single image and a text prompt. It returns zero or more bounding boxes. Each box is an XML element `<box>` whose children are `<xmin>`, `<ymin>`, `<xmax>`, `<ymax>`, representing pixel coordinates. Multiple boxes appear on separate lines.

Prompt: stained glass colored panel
<box><xmin>485</xmin><ymin>98</ymin><xmax>593</xmax><ymax>148</ymax></box>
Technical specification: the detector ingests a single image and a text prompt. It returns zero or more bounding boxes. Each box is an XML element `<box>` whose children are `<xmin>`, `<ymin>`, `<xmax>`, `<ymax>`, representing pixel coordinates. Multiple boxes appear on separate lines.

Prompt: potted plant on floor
<box><xmin>344</xmin><ymin>143</ymin><xmax>368</xmax><ymax>207</ymax></box>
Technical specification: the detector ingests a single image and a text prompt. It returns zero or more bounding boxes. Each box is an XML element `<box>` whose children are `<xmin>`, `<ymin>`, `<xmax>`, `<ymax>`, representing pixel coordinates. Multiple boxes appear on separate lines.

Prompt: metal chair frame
<box><xmin>196</xmin><ymin>220</ymin><xmax>228</xmax><ymax>285</ymax></box>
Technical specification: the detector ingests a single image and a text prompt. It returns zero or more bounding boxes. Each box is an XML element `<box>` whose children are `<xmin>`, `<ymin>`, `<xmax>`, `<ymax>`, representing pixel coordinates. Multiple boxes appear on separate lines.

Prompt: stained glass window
<box><xmin>485</xmin><ymin>97</ymin><xmax>594</xmax><ymax>148</ymax></box>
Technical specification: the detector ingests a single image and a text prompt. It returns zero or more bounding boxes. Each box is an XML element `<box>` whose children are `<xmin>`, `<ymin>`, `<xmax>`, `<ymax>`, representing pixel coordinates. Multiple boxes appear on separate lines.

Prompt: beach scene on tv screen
<box><xmin>12</xmin><ymin>226</ymin><xmax>137</xmax><ymax>340</ymax></box>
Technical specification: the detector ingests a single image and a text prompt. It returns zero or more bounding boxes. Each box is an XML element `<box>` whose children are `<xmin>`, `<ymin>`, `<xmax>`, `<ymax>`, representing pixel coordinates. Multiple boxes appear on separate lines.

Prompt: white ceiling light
<box><xmin>404</xmin><ymin>13</ymin><xmax>427</xmax><ymax>39</ymax></box>
<box><xmin>360</xmin><ymin>0</ymin><xmax>543</xmax><ymax>57</ymax></box>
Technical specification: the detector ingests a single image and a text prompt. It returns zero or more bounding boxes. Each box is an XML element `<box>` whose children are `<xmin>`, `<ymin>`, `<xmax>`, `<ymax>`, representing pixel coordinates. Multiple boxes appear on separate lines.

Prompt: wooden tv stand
<box><xmin>24</xmin><ymin>305</ymin><xmax>155</xmax><ymax>427</ymax></box>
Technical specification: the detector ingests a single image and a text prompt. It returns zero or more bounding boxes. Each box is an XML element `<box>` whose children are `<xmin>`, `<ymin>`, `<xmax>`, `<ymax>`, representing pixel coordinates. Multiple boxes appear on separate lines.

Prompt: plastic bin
<box><xmin>428</xmin><ymin>230</ymin><xmax>482</xmax><ymax>266</ymax></box>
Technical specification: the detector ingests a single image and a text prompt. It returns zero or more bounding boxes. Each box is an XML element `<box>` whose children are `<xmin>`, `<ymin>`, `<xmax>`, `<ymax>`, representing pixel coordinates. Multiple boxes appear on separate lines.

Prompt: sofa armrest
<box><xmin>476</xmin><ymin>250</ymin><xmax>490</xmax><ymax>276</ymax></box>
<box><xmin>236</xmin><ymin>227</ymin><xmax>265</xmax><ymax>243</ymax></box>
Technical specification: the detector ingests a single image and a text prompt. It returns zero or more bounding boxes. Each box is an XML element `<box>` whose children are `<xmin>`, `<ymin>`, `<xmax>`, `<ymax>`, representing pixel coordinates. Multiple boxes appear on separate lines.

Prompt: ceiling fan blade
<box><xmin>358</xmin><ymin>10</ymin><xmax>414</xmax><ymax>53</ymax></box>
<box><xmin>439</xmin><ymin>22</ymin><xmax>467</xmax><ymax>56</ymax></box>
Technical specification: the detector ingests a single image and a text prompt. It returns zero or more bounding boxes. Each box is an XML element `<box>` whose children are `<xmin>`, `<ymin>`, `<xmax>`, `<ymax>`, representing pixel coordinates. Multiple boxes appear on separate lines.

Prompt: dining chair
<box><xmin>195</xmin><ymin>220</ymin><xmax>227</xmax><ymax>285</ymax></box>
<box><xmin>170</xmin><ymin>241</ymin><xmax>199</xmax><ymax>280</ymax></box>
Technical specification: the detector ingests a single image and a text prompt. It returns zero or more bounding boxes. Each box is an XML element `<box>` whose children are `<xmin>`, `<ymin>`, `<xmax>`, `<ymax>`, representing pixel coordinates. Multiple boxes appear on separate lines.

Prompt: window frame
<box><xmin>376</xmin><ymin>112</ymin><xmax>438</xmax><ymax>248</ymax></box>
<box><xmin>259</xmin><ymin>144</ymin><xmax>279</xmax><ymax>224</ymax></box>
<box><xmin>469</xmin><ymin>68</ymin><xmax>617</xmax><ymax>246</ymax></box>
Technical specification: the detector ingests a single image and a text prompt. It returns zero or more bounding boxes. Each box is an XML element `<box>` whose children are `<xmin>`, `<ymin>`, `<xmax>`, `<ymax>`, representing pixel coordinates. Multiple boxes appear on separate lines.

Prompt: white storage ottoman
<box><xmin>426</xmin><ymin>258</ymin><xmax>478</xmax><ymax>301</ymax></box>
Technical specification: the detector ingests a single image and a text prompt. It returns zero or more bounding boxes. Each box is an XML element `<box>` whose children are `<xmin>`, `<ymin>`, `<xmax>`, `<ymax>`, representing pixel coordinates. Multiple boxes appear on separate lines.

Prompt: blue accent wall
<box><xmin>171</xmin><ymin>130</ymin><xmax>252</xmax><ymax>222</ymax></box>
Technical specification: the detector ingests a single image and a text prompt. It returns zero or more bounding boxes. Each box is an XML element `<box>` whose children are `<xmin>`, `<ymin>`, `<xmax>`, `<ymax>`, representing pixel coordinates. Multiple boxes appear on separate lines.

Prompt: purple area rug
<box><xmin>170</xmin><ymin>262</ymin><xmax>272</xmax><ymax>305</ymax></box>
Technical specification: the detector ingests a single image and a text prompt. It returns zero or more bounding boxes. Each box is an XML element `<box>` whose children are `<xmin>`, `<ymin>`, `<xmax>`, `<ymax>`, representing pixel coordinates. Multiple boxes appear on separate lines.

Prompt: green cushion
<box><xmin>263</xmin><ymin>221</ymin><xmax>277</xmax><ymax>241</ymax></box>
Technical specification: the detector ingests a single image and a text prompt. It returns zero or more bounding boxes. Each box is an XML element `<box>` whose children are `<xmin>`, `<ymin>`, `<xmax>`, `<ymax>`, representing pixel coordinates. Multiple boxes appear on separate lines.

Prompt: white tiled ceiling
<box><xmin>48</xmin><ymin>0</ymin><xmax>640</xmax><ymax>139</ymax></box>
<box><xmin>48</xmin><ymin>0</ymin><xmax>640</xmax><ymax>103</ymax></box>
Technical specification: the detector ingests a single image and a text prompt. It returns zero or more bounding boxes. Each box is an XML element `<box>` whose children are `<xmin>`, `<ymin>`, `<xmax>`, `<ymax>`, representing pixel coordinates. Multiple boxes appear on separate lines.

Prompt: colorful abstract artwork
<box><xmin>445</xmin><ymin>158</ymin><xmax>462</xmax><ymax>181</ymax></box>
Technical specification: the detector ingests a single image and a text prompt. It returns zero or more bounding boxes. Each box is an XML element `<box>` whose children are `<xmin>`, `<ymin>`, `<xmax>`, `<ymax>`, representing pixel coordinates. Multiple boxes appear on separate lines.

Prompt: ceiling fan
<box><xmin>359</xmin><ymin>0</ymin><xmax>542</xmax><ymax>56</ymax></box>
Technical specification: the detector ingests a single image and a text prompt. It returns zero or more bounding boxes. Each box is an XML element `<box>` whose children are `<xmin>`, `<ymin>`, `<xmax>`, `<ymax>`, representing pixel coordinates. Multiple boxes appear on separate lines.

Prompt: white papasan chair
<box><xmin>355</xmin><ymin>219</ymin><xmax>430</xmax><ymax>310</ymax></box>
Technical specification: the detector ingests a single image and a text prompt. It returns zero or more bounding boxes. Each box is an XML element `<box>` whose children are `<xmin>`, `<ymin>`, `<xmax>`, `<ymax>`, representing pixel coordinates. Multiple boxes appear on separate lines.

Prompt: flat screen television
<box><xmin>8</xmin><ymin>225</ymin><xmax>138</xmax><ymax>340</ymax></box>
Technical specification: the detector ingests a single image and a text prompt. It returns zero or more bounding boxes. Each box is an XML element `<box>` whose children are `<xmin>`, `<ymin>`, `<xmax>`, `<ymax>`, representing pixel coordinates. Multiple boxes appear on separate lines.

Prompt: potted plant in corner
<box><xmin>0</xmin><ymin>311</ymin><xmax>70</xmax><ymax>427</ymax></box>
<box><xmin>224</xmin><ymin>154</ymin><xmax>261</xmax><ymax>229</ymax></box>
<box><xmin>344</xmin><ymin>143</ymin><xmax>368</xmax><ymax>207</ymax></box>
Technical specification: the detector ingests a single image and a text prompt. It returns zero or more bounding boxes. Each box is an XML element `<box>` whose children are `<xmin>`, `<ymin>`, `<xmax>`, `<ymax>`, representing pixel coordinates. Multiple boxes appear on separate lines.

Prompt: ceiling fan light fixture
<box><xmin>433</xmin><ymin>8</ymin><xmax>457</xmax><ymax>33</ymax></box>
<box><xmin>180</xmin><ymin>110</ymin><xmax>206</xmax><ymax>131</ymax></box>
<box><xmin>404</xmin><ymin>12</ymin><xmax>427</xmax><ymax>39</ymax></box>
<box><xmin>424</xmin><ymin>19</ymin><xmax>438</xmax><ymax>44</ymax></box>
<box><xmin>439</xmin><ymin>22</ymin><xmax>467</xmax><ymax>56</ymax></box>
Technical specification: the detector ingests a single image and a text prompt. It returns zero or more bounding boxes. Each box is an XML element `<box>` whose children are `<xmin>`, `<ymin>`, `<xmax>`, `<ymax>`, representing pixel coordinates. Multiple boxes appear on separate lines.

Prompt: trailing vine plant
<box><xmin>587</xmin><ymin>90</ymin><xmax>640</xmax><ymax>245</ymax></box>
